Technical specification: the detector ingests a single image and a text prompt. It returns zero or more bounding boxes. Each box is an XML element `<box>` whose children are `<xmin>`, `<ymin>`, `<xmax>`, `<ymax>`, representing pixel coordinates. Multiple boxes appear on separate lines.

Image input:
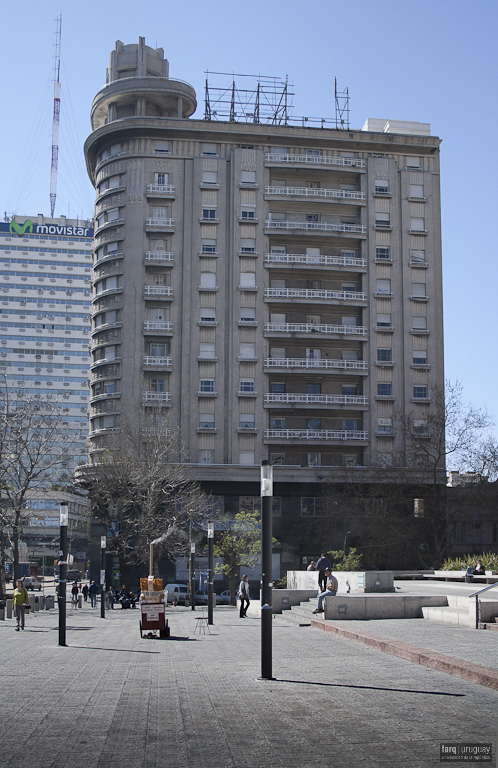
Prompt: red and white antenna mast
<box><xmin>50</xmin><ymin>14</ymin><xmax>62</xmax><ymax>218</ymax></box>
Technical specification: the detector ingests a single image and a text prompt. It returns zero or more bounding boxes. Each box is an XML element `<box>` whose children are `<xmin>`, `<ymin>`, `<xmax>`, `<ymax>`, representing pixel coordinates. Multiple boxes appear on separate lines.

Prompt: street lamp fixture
<box><xmin>100</xmin><ymin>535</ymin><xmax>106</xmax><ymax>618</ymax></box>
<box><xmin>260</xmin><ymin>460</ymin><xmax>274</xmax><ymax>680</ymax></box>
<box><xmin>58</xmin><ymin>503</ymin><xmax>68</xmax><ymax>646</ymax></box>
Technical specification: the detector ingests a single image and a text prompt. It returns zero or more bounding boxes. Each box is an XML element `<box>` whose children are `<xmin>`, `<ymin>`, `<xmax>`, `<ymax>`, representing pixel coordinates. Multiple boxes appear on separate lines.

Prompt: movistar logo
<box><xmin>9</xmin><ymin>219</ymin><xmax>34</xmax><ymax>236</ymax></box>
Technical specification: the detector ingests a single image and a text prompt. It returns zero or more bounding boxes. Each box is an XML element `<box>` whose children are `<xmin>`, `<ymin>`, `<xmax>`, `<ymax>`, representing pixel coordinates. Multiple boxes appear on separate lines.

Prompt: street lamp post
<box><xmin>207</xmin><ymin>522</ymin><xmax>214</xmax><ymax>625</ymax></box>
<box><xmin>100</xmin><ymin>535</ymin><xmax>106</xmax><ymax>618</ymax></box>
<box><xmin>190</xmin><ymin>542</ymin><xmax>196</xmax><ymax>611</ymax></box>
<box><xmin>260</xmin><ymin>460</ymin><xmax>274</xmax><ymax>680</ymax></box>
<box><xmin>58</xmin><ymin>503</ymin><xmax>68</xmax><ymax>647</ymax></box>
<box><xmin>343</xmin><ymin>530</ymin><xmax>351</xmax><ymax>555</ymax></box>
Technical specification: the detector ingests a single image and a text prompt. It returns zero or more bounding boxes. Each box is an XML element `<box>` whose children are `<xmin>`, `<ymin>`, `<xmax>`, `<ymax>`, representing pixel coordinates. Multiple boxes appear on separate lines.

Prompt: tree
<box><xmin>213</xmin><ymin>511</ymin><xmax>274</xmax><ymax>605</ymax></box>
<box><xmin>0</xmin><ymin>376</ymin><xmax>80</xmax><ymax>584</ymax></box>
<box><xmin>77</xmin><ymin>410</ymin><xmax>210</xmax><ymax>577</ymax></box>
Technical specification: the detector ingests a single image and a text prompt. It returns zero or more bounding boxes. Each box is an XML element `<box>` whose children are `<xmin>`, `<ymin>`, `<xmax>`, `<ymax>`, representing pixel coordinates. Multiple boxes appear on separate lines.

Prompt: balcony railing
<box><xmin>265</xmin><ymin>153</ymin><xmax>366</xmax><ymax>168</ymax></box>
<box><xmin>265</xmin><ymin>288</ymin><xmax>366</xmax><ymax>302</ymax></box>
<box><xmin>266</xmin><ymin>220</ymin><xmax>366</xmax><ymax>234</ymax></box>
<box><xmin>264</xmin><ymin>428</ymin><xmax>368</xmax><ymax>441</ymax></box>
<box><xmin>143</xmin><ymin>321</ymin><xmax>172</xmax><ymax>331</ymax></box>
<box><xmin>265</xmin><ymin>252</ymin><xmax>366</xmax><ymax>268</ymax></box>
<box><xmin>265</xmin><ymin>357</ymin><xmax>368</xmax><ymax>371</ymax></box>
<box><xmin>146</xmin><ymin>184</ymin><xmax>175</xmax><ymax>194</ymax></box>
<box><xmin>144</xmin><ymin>286</ymin><xmax>173</xmax><ymax>297</ymax></box>
<box><xmin>264</xmin><ymin>322</ymin><xmax>367</xmax><ymax>336</ymax></box>
<box><xmin>145</xmin><ymin>217</ymin><xmax>175</xmax><ymax>228</ymax></box>
<box><xmin>265</xmin><ymin>393</ymin><xmax>368</xmax><ymax>405</ymax></box>
<box><xmin>143</xmin><ymin>356</ymin><xmax>172</xmax><ymax>367</ymax></box>
<box><xmin>265</xmin><ymin>186</ymin><xmax>365</xmax><ymax>201</ymax></box>
<box><xmin>144</xmin><ymin>251</ymin><xmax>174</xmax><ymax>262</ymax></box>
<box><xmin>143</xmin><ymin>391</ymin><xmax>172</xmax><ymax>403</ymax></box>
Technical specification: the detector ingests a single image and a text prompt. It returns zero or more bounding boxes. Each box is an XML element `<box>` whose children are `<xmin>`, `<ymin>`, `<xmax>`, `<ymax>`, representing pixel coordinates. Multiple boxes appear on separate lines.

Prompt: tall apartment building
<box><xmin>0</xmin><ymin>215</ymin><xmax>93</xmax><ymax>478</ymax></box>
<box><xmin>83</xmin><ymin>39</ymin><xmax>443</xmax><ymax>569</ymax></box>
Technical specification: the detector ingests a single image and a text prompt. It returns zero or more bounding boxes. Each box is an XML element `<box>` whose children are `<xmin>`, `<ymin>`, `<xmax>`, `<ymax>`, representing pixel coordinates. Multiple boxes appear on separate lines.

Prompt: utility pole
<box><xmin>58</xmin><ymin>502</ymin><xmax>68</xmax><ymax>646</ymax></box>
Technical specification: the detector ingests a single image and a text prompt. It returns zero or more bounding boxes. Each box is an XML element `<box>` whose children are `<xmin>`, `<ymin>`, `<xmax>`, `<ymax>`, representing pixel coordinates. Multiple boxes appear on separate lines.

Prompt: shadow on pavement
<box><xmin>276</xmin><ymin>678</ymin><xmax>465</xmax><ymax>697</ymax></box>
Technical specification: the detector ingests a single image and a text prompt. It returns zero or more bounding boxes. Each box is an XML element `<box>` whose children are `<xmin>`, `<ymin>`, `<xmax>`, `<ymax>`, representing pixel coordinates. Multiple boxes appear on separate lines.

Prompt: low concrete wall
<box><xmin>288</xmin><ymin>570</ymin><xmax>394</xmax><ymax>593</ymax></box>
<box><xmin>431</xmin><ymin>571</ymin><xmax>498</xmax><ymax>583</ymax></box>
<box><xmin>323</xmin><ymin>594</ymin><xmax>448</xmax><ymax>620</ymax></box>
<box><xmin>271</xmin><ymin>589</ymin><xmax>318</xmax><ymax>614</ymax></box>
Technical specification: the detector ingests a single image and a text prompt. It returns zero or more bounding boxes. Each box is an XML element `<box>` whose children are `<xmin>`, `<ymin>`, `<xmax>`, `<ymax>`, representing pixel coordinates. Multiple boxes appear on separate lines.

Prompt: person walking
<box><xmin>88</xmin><ymin>581</ymin><xmax>98</xmax><ymax>608</ymax></box>
<box><xmin>82</xmin><ymin>583</ymin><xmax>89</xmax><ymax>602</ymax></box>
<box><xmin>313</xmin><ymin>569</ymin><xmax>338</xmax><ymax>614</ymax></box>
<box><xmin>315</xmin><ymin>553</ymin><xmax>332</xmax><ymax>592</ymax></box>
<box><xmin>238</xmin><ymin>574</ymin><xmax>250</xmax><ymax>618</ymax></box>
<box><xmin>13</xmin><ymin>579</ymin><xmax>29</xmax><ymax>631</ymax></box>
<box><xmin>71</xmin><ymin>581</ymin><xmax>79</xmax><ymax>609</ymax></box>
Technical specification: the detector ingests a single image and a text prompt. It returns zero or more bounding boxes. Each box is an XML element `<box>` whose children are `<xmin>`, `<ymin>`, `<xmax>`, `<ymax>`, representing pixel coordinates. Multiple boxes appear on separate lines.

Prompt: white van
<box><xmin>164</xmin><ymin>583</ymin><xmax>189</xmax><ymax>604</ymax></box>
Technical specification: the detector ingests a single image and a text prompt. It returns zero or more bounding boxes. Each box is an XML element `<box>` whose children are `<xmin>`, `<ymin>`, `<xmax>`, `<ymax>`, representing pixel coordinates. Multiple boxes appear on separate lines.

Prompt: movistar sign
<box><xmin>0</xmin><ymin>219</ymin><xmax>93</xmax><ymax>237</ymax></box>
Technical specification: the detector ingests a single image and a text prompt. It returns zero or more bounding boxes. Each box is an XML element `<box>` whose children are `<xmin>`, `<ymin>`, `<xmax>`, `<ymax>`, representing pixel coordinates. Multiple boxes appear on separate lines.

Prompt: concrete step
<box><xmin>480</xmin><ymin>623</ymin><xmax>498</xmax><ymax>631</ymax></box>
<box><xmin>421</xmin><ymin>605</ymin><xmax>471</xmax><ymax>626</ymax></box>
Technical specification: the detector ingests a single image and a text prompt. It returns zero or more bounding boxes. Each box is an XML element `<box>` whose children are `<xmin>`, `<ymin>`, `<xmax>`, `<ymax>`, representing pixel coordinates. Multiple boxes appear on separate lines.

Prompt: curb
<box><xmin>310</xmin><ymin>619</ymin><xmax>498</xmax><ymax>691</ymax></box>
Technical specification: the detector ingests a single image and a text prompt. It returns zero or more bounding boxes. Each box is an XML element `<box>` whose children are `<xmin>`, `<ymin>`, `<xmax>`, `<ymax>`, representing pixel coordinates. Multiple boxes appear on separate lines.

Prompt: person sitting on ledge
<box><xmin>313</xmin><ymin>569</ymin><xmax>338</xmax><ymax>614</ymax></box>
<box><xmin>473</xmin><ymin>561</ymin><xmax>486</xmax><ymax>575</ymax></box>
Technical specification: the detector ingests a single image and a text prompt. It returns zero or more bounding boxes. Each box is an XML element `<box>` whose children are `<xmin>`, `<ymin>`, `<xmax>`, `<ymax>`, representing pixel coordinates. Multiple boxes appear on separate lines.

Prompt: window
<box><xmin>270</xmin><ymin>382</ymin><xmax>285</xmax><ymax>393</ymax></box>
<box><xmin>342</xmin><ymin>283</ymin><xmax>357</xmax><ymax>294</ymax></box>
<box><xmin>149</xmin><ymin>342</ymin><xmax>166</xmax><ymax>356</ymax></box>
<box><xmin>199</xmin><ymin>449</ymin><xmax>214</xmax><ymax>464</ymax></box>
<box><xmin>271</xmin><ymin>348</ymin><xmax>286</xmax><ymax>359</ymax></box>
<box><xmin>202</xmin><ymin>171</ymin><xmax>217</xmax><ymax>185</ymax></box>
<box><xmin>150</xmin><ymin>307</ymin><xmax>167</xmax><ymax>321</ymax></box>
<box><xmin>410</xmin><ymin>217</ymin><xmax>425</xmax><ymax>231</ymax></box>
<box><xmin>406</xmin><ymin>157</ymin><xmax>421</xmax><ymax>169</ymax></box>
<box><xmin>376</xmin><ymin>279</ymin><xmax>391</xmax><ymax>295</ymax></box>
<box><xmin>199</xmin><ymin>379</ymin><xmax>215</xmax><ymax>393</ymax></box>
<box><xmin>413</xmin><ymin>350</ymin><xmax>427</xmax><ymax>365</ymax></box>
<box><xmin>154</xmin><ymin>141</ymin><xmax>170</xmax><ymax>154</ymax></box>
<box><xmin>149</xmin><ymin>379</ymin><xmax>164</xmax><ymax>392</ymax></box>
<box><xmin>376</xmin><ymin>247</ymin><xmax>390</xmax><ymax>260</ymax></box>
<box><xmin>377</xmin><ymin>418</ymin><xmax>392</xmax><ymax>434</ymax></box>
<box><xmin>241</xmin><ymin>210</ymin><xmax>256</xmax><ymax>220</ymax></box>
<box><xmin>377</xmin><ymin>383</ymin><xmax>393</xmax><ymax>397</ymax></box>
<box><xmin>270</xmin><ymin>146</ymin><xmax>287</xmax><ymax>157</ymax></box>
<box><xmin>199</xmin><ymin>343</ymin><xmax>216</xmax><ymax>359</ymax></box>
<box><xmin>307</xmin><ymin>383</ymin><xmax>321</xmax><ymax>394</ymax></box>
<box><xmin>413</xmin><ymin>386</ymin><xmax>428</xmax><ymax>399</ymax></box>
<box><xmin>410</xmin><ymin>249</ymin><xmax>426</xmax><ymax>264</ymax></box>
<box><xmin>413</xmin><ymin>420</ymin><xmax>427</xmax><ymax>435</ymax></box>
<box><xmin>341</xmin><ymin>350</ymin><xmax>358</xmax><ymax>361</ymax></box>
<box><xmin>375</xmin><ymin>213</ymin><xmax>390</xmax><ymax>228</ymax></box>
<box><xmin>240</xmin><ymin>238</ymin><xmax>256</xmax><ymax>253</ymax></box>
<box><xmin>341</xmin><ymin>316</ymin><xmax>357</xmax><ymax>327</ymax></box>
<box><xmin>155</xmin><ymin>173</ymin><xmax>168</xmax><ymax>185</ymax></box>
<box><xmin>270</xmin><ymin>211</ymin><xmax>286</xmax><ymax>221</ymax></box>
<box><xmin>377</xmin><ymin>313</ymin><xmax>391</xmax><ymax>328</ymax></box>
<box><xmin>410</xmin><ymin>184</ymin><xmax>424</xmax><ymax>198</ymax></box>
<box><xmin>412</xmin><ymin>317</ymin><xmax>427</xmax><ymax>330</ymax></box>
<box><xmin>202</xmin><ymin>208</ymin><xmax>217</xmax><ymax>220</ymax></box>
<box><xmin>301</xmin><ymin>497</ymin><xmax>326</xmax><ymax>517</ymax></box>
<box><xmin>241</xmin><ymin>171</ymin><xmax>256</xmax><ymax>184</ymax></box>
<box><xmin>271</xmin><ymin>418</ymin><xmax>286</xmax><ymax>429</ymax></box>
<box><xmin>239</xmin><ymin>378</ymin><xmax>255</xmax><ymax>392</ymax></box>
<box><xmin>239</xmin><ymin>451</ymin><xmax>255</xmax><ymax>465</ymax></box>
<box><xmin>307</xmin><ymin>418</ymin><xmax>321</xmax><ymax>429</ymax></box>
<box><xmin>411</xmin><ymin>283</ymin><xmax>427</xmax><ymax>298</ymax></box>
<box><xmin>375</xmin><ymin>180</ymin><xmax>389</xmax><ymax>194</ymax></box>
<box><xmin>306</xmin><ymin>149</ymin><xmax>322</xmax><ymax>161</ymax></box>
<box><xmin>308</xmin><ymin>453</ymin><xmax>321</xmax><ymax>467</ymax></box>
<box><xmin>343</xmin><ymin>455</ymin><xmax>358</xmax><ymax>467</ymax></box>
<box><xmin>200</xmin><ymin>308</ymin><xmax>216</xmax><ymax>323</ymax></box>
<box><xmin>270</xmin><ymin>453</ymin><xmax>285</xmax><ymax>466</ymax></box>
<box><xmin>306</xmin><ymin>214</ymin><xmax>319</xmax><ymax>223</ymax></box>
<box><xmin>202</xmin><ymin>143</ymin><xmax>217</xmax><ymax>156</ymax></box>
<box><xmin>239</xmin><ymin>342</ymin><xmax>255</xmax><ymax>359</ymax></box>
<box><xmin>199</xmin><ymin>413</ymin><xmax>215</xmax><ymax>429</ymax></box>
<box><xmin>377</xmin><ymin>348</ymin><xmax>392</xmax><ymax>362</ymax></box>
<box><xmin>240</xmin><ymin>307</ymin><xmax>255</xmax><ymax>323</ymax></box>
<box><xmin>200</xmin><ymin>272</ymin><xmax>216</xmax><ymax>289</ymax></box>
<box><xmin>342</xmin><ymin>385</ymin><xmax>357</xmax><ymax>395</ymax></box>
<box><xmin>343</xmin><ymin>419</ymin><xmax>358</xmax><ymax>431</ymax></box>
<box><xmin>239</xmin><ymin>414</ymin><xmax>255</xmax><ymax>429</ymax></box>
<box><xmin>153</xmin><ymin>206</ymin><xmax>168</xmax><ymax>219</ymax></box>
<box><xmin>239</xmin><ymin>272</ymin><xmax>256</xmax><ymax>288</ymax></box>
<box><xmin>201</xmin><ymin>239</ymin><xmax>217</xmax><ymax>254</ymax></box>
<box><xmin>306</xmin><ymin>348</ymin><xmax>321</xmax><ymax>365</ymax></box>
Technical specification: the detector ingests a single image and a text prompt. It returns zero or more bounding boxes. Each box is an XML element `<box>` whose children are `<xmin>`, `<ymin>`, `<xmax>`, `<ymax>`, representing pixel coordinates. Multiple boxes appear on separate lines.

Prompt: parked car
<box><xmin>23</xmin><ymin>576</ymin><xmax>42</xmax><ymax>591</ymax></box>
<box><xmin>217</xmin><ymin>590</ymin><xmax>231</xmax><ymax>605</ymax></box>
<box><xmin>164</xmin><ymin>583</ymin><xmax>188</xmax><ymax>604</ymax></box>
<box><xmin>194</xmin><ymin>590</ymin><xmax>228</xmax><ymax>605</ymax></box>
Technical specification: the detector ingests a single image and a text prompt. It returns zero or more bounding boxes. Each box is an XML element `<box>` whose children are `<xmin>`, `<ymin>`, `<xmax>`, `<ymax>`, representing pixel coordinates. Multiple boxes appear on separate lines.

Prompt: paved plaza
<box><xmin>1</xmin><ymin>590</ymin><xmax>497</xmax><ymax>768</ymax></box>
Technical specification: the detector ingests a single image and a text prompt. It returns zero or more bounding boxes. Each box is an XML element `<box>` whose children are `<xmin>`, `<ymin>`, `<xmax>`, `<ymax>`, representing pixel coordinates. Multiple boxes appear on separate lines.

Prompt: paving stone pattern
<box><xmin>0</xmin><ymin>604</ymin><xmax>497</xmax><ymax>768</ymax></box>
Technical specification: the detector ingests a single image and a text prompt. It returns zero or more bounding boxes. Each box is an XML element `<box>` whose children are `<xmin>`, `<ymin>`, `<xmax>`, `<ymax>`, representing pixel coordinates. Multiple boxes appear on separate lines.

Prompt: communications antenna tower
<box><xmin>50</xmin><ymin>14</ymin><xmax>62</xmax><ymax>218</ymax></box>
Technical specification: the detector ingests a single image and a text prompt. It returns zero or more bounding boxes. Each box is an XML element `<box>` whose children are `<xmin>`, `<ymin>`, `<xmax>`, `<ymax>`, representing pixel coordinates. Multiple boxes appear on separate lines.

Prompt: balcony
<box><xmin>143</xmin><ymin>391</ymin><xmax>172</xmax><ymax>403</ymax></box>
<box><xmin>264</xmin><ymin>428</ymin><xmax>368</xmax><ymax>441</ymax></box>
<box><xmin>264</xmin><ymin>357</ymin><xmax>368</xmax><ymax>372</ymax></box>
<box><xmin>265</xmin><ymin>153</ymin><xmax>366</xmax><ymax>169</ymax></box>
<box><xmin>145</xmin><ymin>217</ymin><xmax>175</xmax><ymax>229</ymax></box>
<box><xmin>265</xmin><ymin>186</ymin><xmax>365</xmax><ymax>201</ymax></box>
<box><xmin>265</xmin><ymin>252</ymin><xmax>366</xmax><ymax>268</ymax></box>
<box><xmin>143</xmin><ymin>321</ymin><xmax>172</xmax><ymax>332</ymax></box>
<box><xmin>90</xmin><ymin>356</ymin><xmax>121</xmax><ymax>371</ymax></box>
<box><xmin>94</xmin><ymin>218</ymin><xmax>125</xmax><ymax>235</ymax></box>
<box><xmin>144</xmin><ymin>286</ymin><xmax>173</xmax><ymax>297</ymax></box>
<box><xmin>264</xmin><ymin>322</ymin><xmax>367</xmax><ymax>336</ymax></box>
<box><xmin>265</xmin><ymin>220</ymin><xmax>366</xmax><ymax>235</ymax></box>
<box><xmin>144</xmin><ymin>251</ymin><xmax>174</xmax><ymax>263</ymax></box>
<box><xmin>143</xmin><ymin>356</ymin><xmax>172</xmax><ymax>367</ymax></box>
<box><xmin>264</xmin><ymin>288</ymin><xmax>366</xmax><ymax>302</ymax></box>
<box><xmin>90</xmin><ymin>427</ymin><xmax>120</xmax><ymax>436</ymax></box>
<box><xmin>146</xmin><ymin>183</ymin><xmax>175</xmax><ymax>196</ymax></box>
<box><xmin>264</xmin><ymin>393</ymin><xmax>368</xmax><ymax>406</ymax></box>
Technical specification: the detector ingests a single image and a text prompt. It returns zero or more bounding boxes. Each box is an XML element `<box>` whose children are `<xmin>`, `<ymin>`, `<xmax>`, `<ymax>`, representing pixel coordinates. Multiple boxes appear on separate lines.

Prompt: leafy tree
<box><xmin>328</xmin><ymin>547</ymin><xmax>363</xmax><ymax>571</ymax></box>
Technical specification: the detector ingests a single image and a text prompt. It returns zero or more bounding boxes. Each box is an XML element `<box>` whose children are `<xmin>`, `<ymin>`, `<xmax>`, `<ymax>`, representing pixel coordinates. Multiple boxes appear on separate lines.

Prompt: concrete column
<box><xmin>177</xmin><ymin>97</ymin><xmax>183</xmax><ymax>118</ymax></box>
<box><xmin>7</xmin><ymin>599</ymin><xmax>12</xmax><ymax>618</ymax></box>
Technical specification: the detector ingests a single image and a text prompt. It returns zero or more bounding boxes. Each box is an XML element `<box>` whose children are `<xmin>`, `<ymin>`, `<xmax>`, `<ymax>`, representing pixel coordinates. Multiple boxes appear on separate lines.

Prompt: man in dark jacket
<box><xmin>315</xmin><ymin>553</ymin><xmax>332</xmax><ymax>592</ymax></box>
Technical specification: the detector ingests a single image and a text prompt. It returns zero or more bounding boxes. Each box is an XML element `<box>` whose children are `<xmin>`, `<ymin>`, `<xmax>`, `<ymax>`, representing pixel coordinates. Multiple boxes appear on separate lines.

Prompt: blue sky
<box><xmin>1</xmin><ymin>0</ymin><xmax>497</xmax><ymax>437</ymax></box>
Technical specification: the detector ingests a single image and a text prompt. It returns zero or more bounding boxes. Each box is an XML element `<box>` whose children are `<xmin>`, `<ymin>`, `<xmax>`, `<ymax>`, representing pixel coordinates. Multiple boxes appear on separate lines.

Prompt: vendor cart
<box><xmin>139</xmin><ymin>576</ymin><xmax>170</xmax><ymax>639</ymax></box>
